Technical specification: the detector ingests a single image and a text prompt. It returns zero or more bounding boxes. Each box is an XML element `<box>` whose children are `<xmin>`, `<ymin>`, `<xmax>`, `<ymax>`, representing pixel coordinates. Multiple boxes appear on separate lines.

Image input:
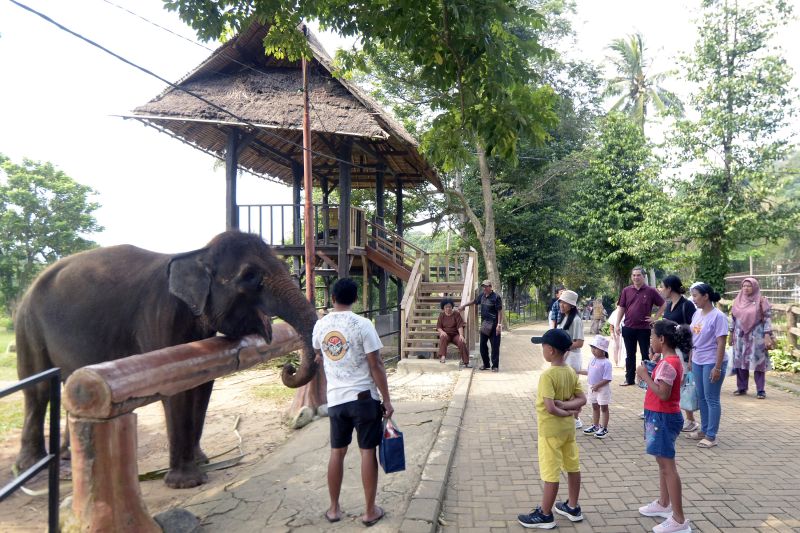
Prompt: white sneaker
<box><xmin>653</xmin><ymin>515</ymin><xmax>691</xmax><ymax>533</ymax></box>
<box><xmin>638</xmin><ymin>500</ymin><xmax>672</xmax><ymax>518</ymax></box>
<box><xmin>574</xmin><ymin>418</ymin><xmax>583</xmax><ymax>429</ymax></box>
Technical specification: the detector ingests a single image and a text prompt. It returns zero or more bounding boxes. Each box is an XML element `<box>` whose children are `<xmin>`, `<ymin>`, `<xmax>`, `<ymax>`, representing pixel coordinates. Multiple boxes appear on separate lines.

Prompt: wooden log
<box><xmin>65</xmin><ymin>413</ymin><xmax>160</xmax><ymax>533</ymax></box>
<box><xmin>64</xmin><ymin>324</ymin><xmax>303</xmax><ymax>419</ymax></box>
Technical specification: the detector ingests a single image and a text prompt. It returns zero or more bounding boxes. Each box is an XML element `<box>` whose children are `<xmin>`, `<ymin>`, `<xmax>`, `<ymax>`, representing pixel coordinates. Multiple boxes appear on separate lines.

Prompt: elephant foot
<box><xmin>15</xmin><ymin>449</ymin><xmax>47</xmax><ymax>474</ymax></box>
<box><xmin>164</xmin><ymin>466</ymin><xmax>208</xmax><ymax>489</ymax></box>
<box><xmin>194</xmin><ymin>447</ymin><xmax>209</xmax><ymax>465</ymax></box>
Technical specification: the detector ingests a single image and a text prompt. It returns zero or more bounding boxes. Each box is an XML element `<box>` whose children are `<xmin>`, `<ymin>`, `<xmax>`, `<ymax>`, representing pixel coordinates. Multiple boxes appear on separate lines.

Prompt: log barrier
<box><xmin>62</xmin><ymin>324</ymin><xmax>304</xmax><ymax>532</ymax></box>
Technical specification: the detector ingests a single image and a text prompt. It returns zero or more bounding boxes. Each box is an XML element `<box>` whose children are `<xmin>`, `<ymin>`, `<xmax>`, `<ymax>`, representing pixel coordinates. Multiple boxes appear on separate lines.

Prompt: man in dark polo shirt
<box><xmin>615</xmin><ymin>266</ymin><xmax>666</xmax><ymax>385</ymax></box>
<box><xmin>459</xmin><ymin>280</ymin><xmax>504</xmax><ymax>371</ymax></box>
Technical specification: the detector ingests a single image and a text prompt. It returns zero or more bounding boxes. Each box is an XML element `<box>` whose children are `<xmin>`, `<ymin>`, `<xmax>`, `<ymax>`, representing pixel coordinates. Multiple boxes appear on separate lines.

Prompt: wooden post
<box><xmin>225</xmin><ymin>128</ymin><xmax>240</xmax><ymax>230</ymax></box>
<box><xmin>788</xmin><ymin>306</ymin><xmax>797</xmax><ymax>353</ymax></box>
<box><xmin>362</xmin><ymin>255</ymin><xmax>369</xmax><ymax>311</ymax></box>
<box><xmin>65</xmin><ymin>413</ymin><xmax>160</xmax><ymax>532</ymax></box>
<box><xmin>337</xmin><ymin>140</ymin><xmax>353</xmax><ymax>279</ymax></box>
<box><xmin>321</xmin><ymin>175</ymin><xmax>330</xmax><ymax>246</ymax></box>
<box><xmin>376</xmin><ymin>165</ymin><xmax>388</xmax><ymax>313</ymax></box>
<box><xmin>395</xmin><ymin>177</ymin><xmax>404</xmax><ymax>303</ymax></box>
<box><xmin>291</xmin><ymin>162</ymin><xmax>303</xmax><ymax>277</ymax></box>
<box><xmin>301</xmin><ymin>42</ymin><xmax>315</xmax><ymax>305</ymax></box>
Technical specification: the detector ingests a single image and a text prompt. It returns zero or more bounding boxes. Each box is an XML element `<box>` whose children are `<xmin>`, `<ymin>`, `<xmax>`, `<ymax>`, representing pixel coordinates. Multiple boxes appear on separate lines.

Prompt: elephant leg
<box><xmin>16</xmin><ymin>380</ymin><xmax>50</xmax><ymax>472</ymax></box>
<box><xmin>162</xmin><ymin>388</ymin><xmax>208</xmax><ymax>489</ymax></box>
<box><xmin>191</xmin><ymin>380</ymin><xmax>214</xmax><ymax>465</ymax></box>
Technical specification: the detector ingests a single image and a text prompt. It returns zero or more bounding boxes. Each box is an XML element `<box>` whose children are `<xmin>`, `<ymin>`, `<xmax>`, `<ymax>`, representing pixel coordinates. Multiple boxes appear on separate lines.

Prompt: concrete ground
<box><xmin>439</xmin><ymin>322</ymin><xmax>800</xmax><ymax>533</ymax></box>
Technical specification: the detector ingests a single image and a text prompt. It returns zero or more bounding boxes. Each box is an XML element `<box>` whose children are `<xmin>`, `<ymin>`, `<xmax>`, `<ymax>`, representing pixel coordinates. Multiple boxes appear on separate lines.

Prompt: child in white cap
<box><xmin>579</xmin><ymin>335</ymin><xmax>613</xmax><ymax>439</ymax></box>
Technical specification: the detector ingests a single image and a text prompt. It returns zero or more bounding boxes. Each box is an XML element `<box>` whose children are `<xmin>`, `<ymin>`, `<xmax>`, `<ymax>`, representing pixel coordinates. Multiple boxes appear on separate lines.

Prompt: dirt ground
<box><xmin>0</xmin><ymin>364</ymin><xmax>297</xmax><ymax>531</ymax></box>
<box><xmin>0</xmin><ymin>361</ymin><xmax>457</xmax><ymax>532</ymax></box>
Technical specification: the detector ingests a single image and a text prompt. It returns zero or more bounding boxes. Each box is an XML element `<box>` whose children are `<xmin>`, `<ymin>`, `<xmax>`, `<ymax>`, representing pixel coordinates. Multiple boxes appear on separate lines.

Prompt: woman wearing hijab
<box><xmin>730</xmin><ymin>278</ymin><xmax>774</xmax><ymax>399</ymax></box>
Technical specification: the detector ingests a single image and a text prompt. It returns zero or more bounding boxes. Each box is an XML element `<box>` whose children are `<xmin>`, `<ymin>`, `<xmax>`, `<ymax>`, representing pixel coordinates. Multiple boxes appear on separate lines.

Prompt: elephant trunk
<box><xmin>264</xmin><ymin>276</ymin><xmax>319</xmax><ymax>388</ymax></box>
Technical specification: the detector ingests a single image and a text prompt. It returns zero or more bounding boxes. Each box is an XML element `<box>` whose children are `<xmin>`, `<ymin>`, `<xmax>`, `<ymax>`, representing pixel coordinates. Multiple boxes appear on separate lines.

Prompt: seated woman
<box><xmin>437</xmin><ymin>298</ymin><xmax>472</xmax><ymax>367</ymax></box>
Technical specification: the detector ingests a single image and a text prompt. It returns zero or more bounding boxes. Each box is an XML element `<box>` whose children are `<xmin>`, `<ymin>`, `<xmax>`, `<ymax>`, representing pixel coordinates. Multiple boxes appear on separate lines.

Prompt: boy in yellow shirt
<box><xmin>519</xmin><ymin>329</ymin><xmax>587</xmax><ymax>529</ymax></box>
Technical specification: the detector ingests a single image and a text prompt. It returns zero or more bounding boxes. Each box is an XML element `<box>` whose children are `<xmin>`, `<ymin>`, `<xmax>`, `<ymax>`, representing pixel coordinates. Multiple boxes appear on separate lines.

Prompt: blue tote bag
<box><xmin>680</xmin><ymin>371</ymin><xmax>699</xmax><ymax>412</ymax></box>
<box><xmin>379</xmin><ymin>419</ymin><xmax>405</xmax><ymax>474</ymax></box>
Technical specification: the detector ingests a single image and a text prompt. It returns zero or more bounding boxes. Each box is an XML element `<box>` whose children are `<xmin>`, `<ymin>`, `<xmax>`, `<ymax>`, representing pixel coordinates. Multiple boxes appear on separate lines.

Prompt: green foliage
<box><xmin>605</xmin><ymin>32</ymin><xmax>684</xmax><ymax>131</ymax></box>
<box><xmin>166</xmin><ymin>0</ymin><xmax>558</xmax><ymax>162</ymax></box>
<box><xmin>562</xmin><ymin>114</ymin><xmax>667</xmax><ymax>289</ymax></box>
<box><xmin>670</xmin><ymin>0</ymin><xmax>798</xmax><ymax>290</ymax></box>
<box><xmin>0</xmin><ymin>155</ymin><xmax>102</xmax><ymax>313</ymax></box>
<box><xmin>771</xmin><ymin>340</ymin><xmax>800</xmax><ymax>373</ymax></box>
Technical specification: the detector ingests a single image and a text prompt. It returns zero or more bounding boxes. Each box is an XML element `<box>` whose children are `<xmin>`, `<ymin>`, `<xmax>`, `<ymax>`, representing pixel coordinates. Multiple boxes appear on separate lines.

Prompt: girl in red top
<box><xmin>636</xmin><ymin>319</ymin><xmax>692</xmax><ymax>533</ymax></box>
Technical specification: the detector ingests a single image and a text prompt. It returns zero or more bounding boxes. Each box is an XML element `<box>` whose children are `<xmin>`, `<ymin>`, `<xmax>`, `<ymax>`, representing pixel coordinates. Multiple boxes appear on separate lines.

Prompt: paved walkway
<box><xmin>440</xmin><ymin>322</ymin><xmax>800</xmax><ymax>532</ymax></box>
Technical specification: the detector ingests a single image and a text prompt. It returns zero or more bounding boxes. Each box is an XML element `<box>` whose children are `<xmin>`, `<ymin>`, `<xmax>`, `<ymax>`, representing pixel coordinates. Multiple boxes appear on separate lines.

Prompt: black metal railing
<box><xmin>238</xmin><ymin>203</ymin><xmax>341</xmax><ymax>247</ymax></box>
<box><xmin>0</xmin><ymin>368</ymin><xmax>61</xmax><ymax>532</ymax></box>
<box><xmin>505</xmin><ymin>298</ymin><xmax>547</xmax><ymax>328</ymax></box>
<box><xmin>356</xmin><ymin>305</ymin><xmax>402</xmax><ymax>364</ymax></box>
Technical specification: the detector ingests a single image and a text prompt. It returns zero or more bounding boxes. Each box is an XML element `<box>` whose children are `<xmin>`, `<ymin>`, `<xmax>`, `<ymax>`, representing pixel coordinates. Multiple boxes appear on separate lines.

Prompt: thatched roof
<box><xmin>124</xmin><ymin>22</ymin><xmax>440</xmax><ymax>190</ymax></box>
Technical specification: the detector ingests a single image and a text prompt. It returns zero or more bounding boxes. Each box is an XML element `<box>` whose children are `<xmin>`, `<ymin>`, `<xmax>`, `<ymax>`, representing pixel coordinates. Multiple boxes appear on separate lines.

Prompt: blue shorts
<box><xmin>643</xmin><ymin>410</ymin><xmax>683</xmax><ymax>459</ymax></box>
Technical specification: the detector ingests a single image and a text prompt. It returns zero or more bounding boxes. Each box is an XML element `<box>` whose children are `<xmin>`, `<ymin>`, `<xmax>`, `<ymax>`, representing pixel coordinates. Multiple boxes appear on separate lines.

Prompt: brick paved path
<box><xmin>440</xmin><ymin>322</ymin><xmax>800</xmax><ymax>532</ymax></box>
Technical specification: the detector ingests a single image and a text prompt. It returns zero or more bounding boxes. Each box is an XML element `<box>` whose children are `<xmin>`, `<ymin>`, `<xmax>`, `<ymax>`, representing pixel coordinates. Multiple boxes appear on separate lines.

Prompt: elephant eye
<box><xmin>239</xmin><ymin>267</ymin><xmax>264</xmax><ymax>290</ymax></box>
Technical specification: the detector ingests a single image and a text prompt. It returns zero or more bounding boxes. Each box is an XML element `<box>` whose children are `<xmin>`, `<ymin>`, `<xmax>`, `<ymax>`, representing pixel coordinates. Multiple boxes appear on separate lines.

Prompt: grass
<box><xmin>251</xmin><ymin>382</ymin><xmax>296</xmax><ymax>402</ymax></box>
<box><xmin>0</xmin><ymin>397</ymin><xmax>25</xmax><ymax>436</ymax></box>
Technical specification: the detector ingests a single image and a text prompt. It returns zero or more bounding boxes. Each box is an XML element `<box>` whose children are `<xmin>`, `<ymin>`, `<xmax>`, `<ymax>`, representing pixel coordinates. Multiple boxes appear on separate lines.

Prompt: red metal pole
<box><xmin>302</xmin><ymin>27</ymin><xmax>315</xmax><ymax>305</ymax></box>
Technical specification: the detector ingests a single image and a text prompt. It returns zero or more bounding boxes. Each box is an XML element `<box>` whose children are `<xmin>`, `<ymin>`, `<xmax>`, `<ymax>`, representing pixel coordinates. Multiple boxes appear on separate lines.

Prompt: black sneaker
<box><xmin>554</xmin><ymin>501</ymin><xmax>583</xmax><ymax>522</ymax></box>
<box><xmin>582</xmin><ymin>424</ymin><xmax>598</xmax><ymax>434</ymax></box>
<box><xmin>595</xmin><ymin>427</ymin><xmax>608</xmax><ymax>439</ymax></box>
<box><xmin>517</xmin><ymin>507</ymin><xmax>555</xmax><ymax>529</ymax></box>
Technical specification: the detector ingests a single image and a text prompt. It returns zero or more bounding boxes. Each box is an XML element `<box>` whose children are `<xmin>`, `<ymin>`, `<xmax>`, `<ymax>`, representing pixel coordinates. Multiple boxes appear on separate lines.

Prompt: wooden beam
<box><xmin>225</xmin><ymin>128</ymin><xmax>240</xmax><ymax>230</ymax></box>
<box><xmin>235</xmin><ymin>130</ymin><xmax>259</xmax><ymax>158</ymax></box>
<box><xmin>365</xmin><ymin>247</ymin><xmax>411</xmax><ymax>282</ymax></box>
<box><xmin>316</xmin><ymin>250</ymin><xmax>338</xmax><ymax>271</ymax></box>
<box><xmin>337</xmin><ymin>139</ymin><xmax>353</xmax><ymax>279</ymax></box>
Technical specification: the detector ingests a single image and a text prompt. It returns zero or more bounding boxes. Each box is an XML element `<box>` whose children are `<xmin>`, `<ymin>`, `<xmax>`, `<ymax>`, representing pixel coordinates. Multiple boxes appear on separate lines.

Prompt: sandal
<box><xmin>440</xmin><ymin>357</ymin><xmax>446</xmax><ymax>364</ymax></box>
<box><xmin>324</xmin><ymin>511</ymin><xmax>342</xmax><ymax>523</ymax></box>
<box><xmin>697</xmin><ymin>438</ymin><xmax>718</xmax><ymax>448</ymax></box>
<box><xmin>362</xmin><ymin>506</ymin><xmax>385</xmax><ymax>527</ymax></box>
<box><xmin>733</xmin><ymin>390</ymin><xmax>746</xmax><ymax>396</ymax></box>
<box><xmin>681</xmin><ymin>421</ymin><xmax>699</xmax><ymax>433</ymax></box>
<box><xmin>685</xmin><ymin>431</ymin><xmax>706</xmax><ymax>440</ymax></box>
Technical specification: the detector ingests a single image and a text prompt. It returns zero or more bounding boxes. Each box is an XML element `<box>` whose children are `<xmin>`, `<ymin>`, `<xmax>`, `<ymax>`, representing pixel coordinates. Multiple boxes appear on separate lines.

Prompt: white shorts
<box><xmin>588</xmin><ymin>385</ymin><xmax>612</xmax><ymax>406</ymax></box>
<box><xmin>565</xmin><ymin>351</ymin><xmax>582</xmax><ymax>373</ymax></box>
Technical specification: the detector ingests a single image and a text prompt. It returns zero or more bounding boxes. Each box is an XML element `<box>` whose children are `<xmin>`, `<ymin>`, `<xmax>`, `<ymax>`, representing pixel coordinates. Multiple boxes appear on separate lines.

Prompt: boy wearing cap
<box><xmin>519</xmin><ymin>329</ymin><xmax>586</xmax><ymax>528</ymax></box>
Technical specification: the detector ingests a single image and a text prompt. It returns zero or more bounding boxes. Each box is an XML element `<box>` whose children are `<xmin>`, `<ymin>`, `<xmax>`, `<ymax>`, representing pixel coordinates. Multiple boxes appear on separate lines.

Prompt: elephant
<box><xmin>14</xmin><ymin>231</ymin><xmax>318</xmax><ymax>488</ymax></box>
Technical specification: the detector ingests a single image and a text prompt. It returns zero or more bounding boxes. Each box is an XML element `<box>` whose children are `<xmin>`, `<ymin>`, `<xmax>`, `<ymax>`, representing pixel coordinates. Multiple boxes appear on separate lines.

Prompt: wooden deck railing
<box><xmin>399</xmin><ymin>258</ymin><xmax>424</xmax><ymax>359</ymax></box>
<box><xmin>720</xmin><ymin>300</ymin><xmax>800</xmax><ymax>360</ymax></box>
<box><xmin>459</xmin><ymin>252</ymin><xmax>479</xmax><ymax>346</ymax></box>
<box><xmin>426</xmin><ymin>252</ymin><xmax>473</xmax><ymax>283</ymax></box>
<box><xmin>365</xmin><ymin>217</ymin><xmax>426</xmax><ymax>271</ymax></box>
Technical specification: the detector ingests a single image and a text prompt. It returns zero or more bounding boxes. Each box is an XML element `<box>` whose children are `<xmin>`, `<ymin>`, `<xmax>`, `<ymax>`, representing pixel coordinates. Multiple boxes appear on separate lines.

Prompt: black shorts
<box><xmin>328</xmin><ymin>395</ymin><xmax>383</xmax><ymax>449</ymax></box>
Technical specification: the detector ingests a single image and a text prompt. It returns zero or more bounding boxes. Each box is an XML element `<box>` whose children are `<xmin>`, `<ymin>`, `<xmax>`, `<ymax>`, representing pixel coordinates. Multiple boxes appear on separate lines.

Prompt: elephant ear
<box><xmin>168</xmin><ymin>251</ymin><xmax>211</xmax><ymax>317</ymax></box>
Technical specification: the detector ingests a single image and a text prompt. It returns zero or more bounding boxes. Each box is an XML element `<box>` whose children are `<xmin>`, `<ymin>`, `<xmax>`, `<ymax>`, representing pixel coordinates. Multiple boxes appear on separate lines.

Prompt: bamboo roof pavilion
<box><xmin>125</xmin><ymin>22</ymin><xmax>440</xmax><ymax>191</ymax></box>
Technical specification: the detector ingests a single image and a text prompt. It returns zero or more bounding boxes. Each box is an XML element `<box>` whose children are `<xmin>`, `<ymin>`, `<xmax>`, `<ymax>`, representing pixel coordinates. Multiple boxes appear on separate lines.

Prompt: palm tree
<box><xmin>606</xmin><ymin>32</ymin><xmax>683</xmax><ymax>131</ymax></box>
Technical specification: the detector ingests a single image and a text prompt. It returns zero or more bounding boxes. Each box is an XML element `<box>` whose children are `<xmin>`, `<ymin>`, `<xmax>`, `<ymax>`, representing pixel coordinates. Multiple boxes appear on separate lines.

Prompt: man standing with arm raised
<box><xmin>460</xmin><ymin>280</ymin><xmax>504</xmax><ymax>372</ymax></box>
<box><xmin>314</xmin><ymin>278</ymin><xmax>393</xmax><ymax>527</ymax></box>
<box><xmin>616</xmin><ymin>266</ymin><xmax>666</xmax><ymax>386</ymax></box>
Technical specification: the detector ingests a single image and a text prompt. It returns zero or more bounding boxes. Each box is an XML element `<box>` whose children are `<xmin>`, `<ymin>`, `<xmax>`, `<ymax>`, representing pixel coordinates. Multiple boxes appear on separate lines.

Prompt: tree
<box><xmin>606</xmin><ymin>32</ymin><xmax>683</xmax><ymax>132</ymax></box>
<box><xmin>0</xmin><ymin>155</ymin><xmax>102</xmax><ymax>314</ymax></box>
<box><xmin>562</xmin><ymin>113</ymin><xmax>667</xmax><ymax>290</ymax></box>
<box><xmin>165</xmin><ymin>0</ymin><xmax>559</xmax><ymax>291</ymax></box>
<box><xmin>671</xmin><ymin>0</ymin><xmax>797</xmax><ymax>290</ymax></box>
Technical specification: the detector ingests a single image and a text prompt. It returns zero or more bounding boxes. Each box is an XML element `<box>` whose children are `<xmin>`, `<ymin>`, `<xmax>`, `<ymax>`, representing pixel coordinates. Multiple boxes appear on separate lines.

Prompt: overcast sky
<box><xmin>0</xmin><ymin>0</ymin><xmax>798</xmax><ymax>253</ymax></box>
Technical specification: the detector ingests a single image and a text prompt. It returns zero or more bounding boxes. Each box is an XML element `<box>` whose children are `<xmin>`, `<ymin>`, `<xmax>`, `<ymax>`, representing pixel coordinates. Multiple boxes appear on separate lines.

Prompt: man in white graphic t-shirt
<box><xmin>313</xmin><ymin>278</ymin><xmax>393</xmax><ymax>527</ymax></box>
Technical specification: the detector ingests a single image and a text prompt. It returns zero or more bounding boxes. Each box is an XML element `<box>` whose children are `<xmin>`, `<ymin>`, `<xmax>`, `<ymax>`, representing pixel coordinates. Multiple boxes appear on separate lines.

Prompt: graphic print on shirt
<box><xmin>322</xmin><ymin>330</ymin><xmax>350</xmax><ymax>361</ymax></box>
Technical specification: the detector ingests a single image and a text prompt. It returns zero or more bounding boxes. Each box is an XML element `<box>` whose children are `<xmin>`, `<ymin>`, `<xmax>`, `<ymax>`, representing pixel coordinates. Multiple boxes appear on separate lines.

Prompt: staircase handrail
<box><xmin>399</xmin><ymin>257</ymin><xmax>424</xmax><ymax>358</ymax></box>
<box><xmin>365</xmin><ymin>218</ymin><xmax>426</xmax><ymax>271</ymax></box>
<box><xmin>459</xmin><ymin>252</ymin><xmax>478</xmax><ymax>346</ymax></box>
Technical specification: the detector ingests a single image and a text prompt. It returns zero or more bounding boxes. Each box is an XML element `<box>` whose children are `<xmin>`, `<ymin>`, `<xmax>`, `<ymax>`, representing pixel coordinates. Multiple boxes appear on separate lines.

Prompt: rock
<box><xmin>153</xmin><ymin>508</ymin><xmax>201</xmax><ymax>533</ymax></box>
<box><xmin>289</xmin><ymin>406</ymin><xmax>314</xmax><ymax>429</ymax></box>
<box><xmin>316</xmin><ymin>404</ymin><xmax>329</xmax><ymax>417</ymax></box>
